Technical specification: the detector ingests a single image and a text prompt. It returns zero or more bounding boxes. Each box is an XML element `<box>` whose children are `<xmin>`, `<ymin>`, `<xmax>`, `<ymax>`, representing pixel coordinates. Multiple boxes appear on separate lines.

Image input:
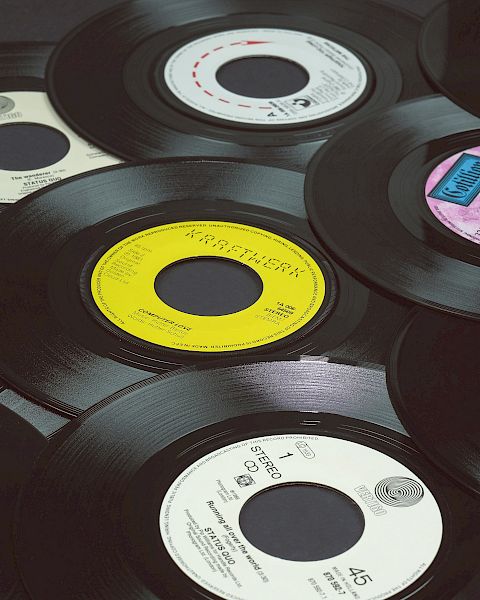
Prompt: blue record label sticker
<box><xmin>425</xmin><ymin>146</ymin><xmax>480</xmax><ymax>244</ymax></box>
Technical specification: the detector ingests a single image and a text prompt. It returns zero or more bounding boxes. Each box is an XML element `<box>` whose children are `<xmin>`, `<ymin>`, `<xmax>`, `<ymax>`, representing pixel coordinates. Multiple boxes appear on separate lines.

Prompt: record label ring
<box><xmin>161</xmin><ymin>433</ymin><xmax>442</xmax><ymax>600</ymax></box>
<box><xmin>91</xmin><ymin>220</ymin><xmax>326</xmax><ymax>351</ymax></box>
<box><xmin>425</xmin><ymin>145</ymin><xmax>480</xmax><ymax>245</ymax></box>
<box><xmin>163</xmin><ymin>28</ymin><xmax>369</xmax><ymax>125</ymax></box>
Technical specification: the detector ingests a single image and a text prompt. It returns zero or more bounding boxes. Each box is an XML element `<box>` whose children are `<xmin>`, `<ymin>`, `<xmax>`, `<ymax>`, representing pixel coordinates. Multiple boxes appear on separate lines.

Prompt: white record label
<box><xmin>0</xmin><ymin>91</ymin><xmax>121</xmax><ymax>203</ymax></box>
<box><xmin>164</xmin><ymin>29</ymin><xmax>369</xmax><ymax>125</ymax></box>
<box><xmin>160</xmin><ymin>434</ymin><xmax>443</xmax><ymax>600</ymax></box>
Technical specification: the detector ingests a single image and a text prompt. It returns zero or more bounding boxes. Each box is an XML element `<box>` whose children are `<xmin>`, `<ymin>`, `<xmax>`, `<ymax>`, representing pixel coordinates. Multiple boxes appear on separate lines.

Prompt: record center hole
<box><xmin>216</xmin><ymin>56</ymin><xmax>309</xmax><ymax>99</ymax></box>
<box><xmin>154</xmin><ymin>257</ymin><xmax>263</xmax><ymax>316</ymax></box>
<box><xmin>0</xmin><ymin>123</ymin><xmax>70</xmax><ymax>171</ymax></box>
<box><xmin>239</xmin><ymin>483</ymin><xmax>365</xmax><ymax>561</ymax></box>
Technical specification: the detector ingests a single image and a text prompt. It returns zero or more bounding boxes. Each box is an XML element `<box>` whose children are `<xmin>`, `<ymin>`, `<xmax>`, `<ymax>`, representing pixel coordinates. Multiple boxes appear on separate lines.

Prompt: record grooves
<box><xmin>46</xmin><ymin>0</ymin><xmax>432</xmax><ymax>171</ymax></box>
<box><xmin>0</xmin><ymin>159</ymin><xmax>369</xmax><ymax>417</ymax></box>
<box><xmin>0</xmin><ymin>42</ymin><xmax>52</xmax><ymax>92</ymax></box>
<box><xmin>14</xmin><ymin>361</ymin><xmax>480</xmax><ymax>600</ymax></box>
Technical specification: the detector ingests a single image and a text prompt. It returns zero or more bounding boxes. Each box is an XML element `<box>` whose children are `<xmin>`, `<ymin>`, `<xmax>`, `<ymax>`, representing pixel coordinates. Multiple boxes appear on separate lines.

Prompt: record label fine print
<box><xmin>425</xmin><ymin>146</ymin><xmax>480</xmax><ymax>245</ymax></box>
<box><xmin>160</xmin><ymin>434</ymin><xmax>442</xmax><ymax>600</ymax></box>
<box><xmin>0</xmin><ymin>91</ymin><xmax>120</xmax><ymax>203</ymax></box>
<box><xmin>91</xmin><ymin>221</ymin><xmax>326</xmax><ymax>351</ymax></box>
<box><xmin>164</xmin><ymin>28</ymin><xmax>369</xmax><ymax>125</ymax></box>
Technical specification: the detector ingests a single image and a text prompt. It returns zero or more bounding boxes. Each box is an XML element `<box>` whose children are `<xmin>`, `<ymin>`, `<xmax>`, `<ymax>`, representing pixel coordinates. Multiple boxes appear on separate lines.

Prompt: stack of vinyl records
<box><xmin>1</xmin><ymin>1</ymin><xmax>479</xmax><ymax>598</ymax></box>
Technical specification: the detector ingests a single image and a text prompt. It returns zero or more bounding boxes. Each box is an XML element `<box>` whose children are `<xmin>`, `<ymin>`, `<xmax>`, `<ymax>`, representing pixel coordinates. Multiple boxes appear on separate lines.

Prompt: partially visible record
<box><xmin>0</xmin><ymin>43</ymin><xmax>120</xmax><ymax>207</ymax></box>
<box><xmin>306</xmin><ymin>95</ymin><xmax>480</xmax><ymax>319</ymax></box>
<box><xmin>47</xmin><ymin>0</ymin><xmax>432</xmax><ymax>171</ymax></box>
<box><xmin>15</xmin><ymin>360</ymin><xmax>480</xmax><ymax>600</ymax></box>
<box><xmin>419</xmin><ymin>0</ymin><xmax>480</xmax><ymax>118</ymax></box>
<box><xmin>0</xmin><ymin>404</ymin><xmax>47</xmax><ymax>600</ymax></box>
<box><xmin>388</xmin><ymin>308</ymin><xmax>480</xmax><ymax>498</ymax></box>
<box><xmin>0</xmin><ymin>159</ymin><xmax>369</xmax><ymax>416</ymax></box>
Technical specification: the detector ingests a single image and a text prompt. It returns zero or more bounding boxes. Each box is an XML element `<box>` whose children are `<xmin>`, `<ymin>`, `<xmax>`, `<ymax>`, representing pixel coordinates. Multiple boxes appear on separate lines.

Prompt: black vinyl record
<box><xmin>0</xmin><ymin>158</ymin><xmax>370</xmax><ymax>417</ymax></box>
<box><xmin>15</xmin><ymin>360</ymin><xmax>480</xmax><ymax>600</ymax></box>
<box><xmin>388</xmin><ymin>308</ymin><xmax>480</xmax><ymax>498</ymax></box>
<box><xmin>46</xmin><ymin>0</ymin><xmax>432</xmax><ymax>171</ymax></box>
<box><xmin>305</xmin><ymin>95</ymin><xmax>480</xmax><ymax>319</ymax></box>
<box><xmin>419</xmin><ymin>0</ymin><xmax>480</xmax><ymax>118</ymax></box>
<box><xmin>0</xmin><ymin>404</ymin><xmax>47</xmax><ymax>600</ymax></box>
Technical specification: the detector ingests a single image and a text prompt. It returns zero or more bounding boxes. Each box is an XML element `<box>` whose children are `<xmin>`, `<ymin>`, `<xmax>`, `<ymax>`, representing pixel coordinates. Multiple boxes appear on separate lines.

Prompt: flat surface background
<box><xmin>0</xmin><ymin>0</ymin><xmax>442</xmax><ymax>42</ymax></box>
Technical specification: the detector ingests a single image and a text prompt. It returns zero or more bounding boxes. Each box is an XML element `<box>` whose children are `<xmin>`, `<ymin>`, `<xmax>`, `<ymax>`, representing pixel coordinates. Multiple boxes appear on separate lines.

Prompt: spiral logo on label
<box><xmin>375</xmin><ymin>477</ymin><xmax>424</xmax><ymax>507</ymax></box>
<box><xmin>0</xmin><ymin>96</ymin><xmax>15</xmax><ymax>114</ymax></box>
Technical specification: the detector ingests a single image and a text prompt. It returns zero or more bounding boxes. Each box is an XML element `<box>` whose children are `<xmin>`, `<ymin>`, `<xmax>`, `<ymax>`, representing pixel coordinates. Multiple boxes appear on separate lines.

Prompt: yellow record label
<box><xmin>91</xmin><ymin>221</ymin><xmax>327</xmax><ymax>352</ymax></box>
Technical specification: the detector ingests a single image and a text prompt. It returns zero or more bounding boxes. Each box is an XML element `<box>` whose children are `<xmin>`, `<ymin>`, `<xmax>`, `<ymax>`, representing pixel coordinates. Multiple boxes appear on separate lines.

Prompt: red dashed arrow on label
<box><xmin>192</xmin><ymin>41</ymin><xmax>273</xmax><ymax>109</ymax></box>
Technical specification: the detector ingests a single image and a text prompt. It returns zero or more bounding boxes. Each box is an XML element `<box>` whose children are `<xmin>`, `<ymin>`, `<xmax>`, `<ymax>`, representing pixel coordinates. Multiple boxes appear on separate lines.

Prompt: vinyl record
<box><xmin>0</xmin><ymin>404</ymin><xmax>47</xmax><ymax>600</ymax></box>
<box><xmin>15</xmin><ymin>360</ymin><xmax>480</xmax><ymax>600</ymax></box>
<box><xmin>305</xmin><ymin>95</ymin><xmax>480</xmax><ymax>319</ymax></box>
<box><xmin>0</xmin><ymin>42</ymin><xmax>121</xmax><ymax>207</ymax></box>
<box><xmin>46</xmin><ymin>0</ymin><xmax>432</xmax><ymax>171</ymax></box>
<box><xmin>419</xmin><ymin>0</ymin><xmax>480</xmax><ymax>118</ymax></box>
<box><xmin>388</xmin><ymin>308</ymin><xmax>480</xmax><ymax>498</ymax></box>
<box><xmin>0</xmin><ymin>158</ymin><xmax>369</xmax><ymax>417</ymax></box>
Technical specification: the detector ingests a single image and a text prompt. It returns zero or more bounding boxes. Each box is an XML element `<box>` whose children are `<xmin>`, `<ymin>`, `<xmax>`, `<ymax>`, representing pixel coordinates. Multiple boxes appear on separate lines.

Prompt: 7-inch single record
<box><xmin>0</xmin><ymin>159</ymin><xmax>369</xmax><ymax>416</ymax></box>
<box><xmin>0</xmin><ymin>404</ymin><xmax>47</xmax><ymax>600</ymax></box>
<box><xmin>0</xmin><ymin>43</ymin><xmax>120</xmax><ymax>207</ymax></box>
<box><xmin>15</xmin><ymin>360</ymin><xmax>480</xmax><ymax>600</ymax></box>
<box><xmin>419</xmin><ymin>0</ymin><xmax>480</xmax><ymax>118</ymax></box>
<box><xmin>46</xmin><ymin>0</ymin><xmax>432</xmax><ymax>171</ymax></box>
<box><xmin>306</xmin><ymin>95</ymin><xmax>480</xmax><ymax>319</ymax></box>
<box><xmin>388</xmin><ymin>308</ymin><xmax>480</xmax><ymax>498</ymax></box>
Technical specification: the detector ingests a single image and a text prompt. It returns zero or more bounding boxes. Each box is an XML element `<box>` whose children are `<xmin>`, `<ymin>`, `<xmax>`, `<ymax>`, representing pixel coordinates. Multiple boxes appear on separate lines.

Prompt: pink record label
<box><xmin>425</xmin><ymin>146</ymin><xmax>480</xmax><ymax>245</ymax></box>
